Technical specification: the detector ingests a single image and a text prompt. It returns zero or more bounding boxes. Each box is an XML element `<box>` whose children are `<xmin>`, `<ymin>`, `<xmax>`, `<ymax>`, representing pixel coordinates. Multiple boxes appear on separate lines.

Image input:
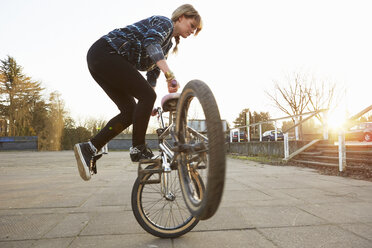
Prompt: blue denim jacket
<box><xmin>103</xmin><ymin>16</ymin><xmax>174</xmax><ymax>87</ymax></box>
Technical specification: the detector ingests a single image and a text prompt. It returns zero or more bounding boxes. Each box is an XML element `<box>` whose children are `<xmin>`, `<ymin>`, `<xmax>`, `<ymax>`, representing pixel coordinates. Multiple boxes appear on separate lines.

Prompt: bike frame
<box><xmin>155</xmin><ymin>107</ymin><xmax>177</xmax><ymax>200</ymax></box>
<box><xmin>154</xmin><ymin>105</ymin><xmax>209</xmax><ymax>200</ymax></box>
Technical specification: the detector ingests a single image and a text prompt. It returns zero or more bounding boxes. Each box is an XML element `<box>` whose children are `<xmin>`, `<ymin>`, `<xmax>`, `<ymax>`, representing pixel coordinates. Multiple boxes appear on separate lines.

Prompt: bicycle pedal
<box><xmin>140</xmin><ymin>177</ymin><xmax>161</xmax><ymax>184</ymax></box>
<box><xmin>139</xmin><ymin>167</ymin><xmax>162</xmax><ymax>175</ymax></box>
<box><xmin>138</xmin><ymin>159</ymin><xmax>162</xmax><ymax>180</ymax></box>
<box><xmin>139</xmin><ymin>158</ymin><xmax>161</xmax><ymax>164</ymax></box>
<box><xmin>138</xmin><ymin>165</ymin><xmax>162</xmax><ymax>184</ymax></box>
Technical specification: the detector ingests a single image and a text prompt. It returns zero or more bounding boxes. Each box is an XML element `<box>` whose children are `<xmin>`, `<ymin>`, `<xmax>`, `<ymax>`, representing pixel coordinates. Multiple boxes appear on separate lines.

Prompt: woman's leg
<box><xmin>87</xmin><ymin>38</ymin><xmax>156</xmax><ymax>149</ymax></box>
<box><xmin>75</xmin><ymin>38</ymin><xmax>157</xmax><ymax>180</ymax></box>
<box><xmin>88</xmin><ymin>69</ymin><xmax>136</xmax><ymax>151</ymax></box>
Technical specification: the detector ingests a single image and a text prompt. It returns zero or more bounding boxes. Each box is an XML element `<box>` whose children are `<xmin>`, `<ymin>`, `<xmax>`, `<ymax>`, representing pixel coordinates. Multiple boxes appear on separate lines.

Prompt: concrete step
<box><xmin>298</xmin><ymin>155</ymin><xmax>372</xmax><ymax>164</ymax></box>
<box><xmin>291</xmin><ymin>140</ymin><xmax>372</xmax><ymax>170</ymax></box>
<box><xmin>315</xmin><ymin>143</ymin><xmax>372</xmax><ymax>151</ymax></box>
<box><xmin>300</xmin><ymin>151</ymin><xmax>323</xmax><ymax>156</ymax></box>
<box><xmin>291</xmin><ymin>159</ymin><xmax>338</xmax><ymax>167</ymax></box>
<box><xmin>315</xmin><ymin>144</ymin><xmax>338</xmax><ymax>150</ymax></box>
<box><xmin>320</xmin><ymin>150</ymin><xmax>372</xmax><ymax>158</ymax></box>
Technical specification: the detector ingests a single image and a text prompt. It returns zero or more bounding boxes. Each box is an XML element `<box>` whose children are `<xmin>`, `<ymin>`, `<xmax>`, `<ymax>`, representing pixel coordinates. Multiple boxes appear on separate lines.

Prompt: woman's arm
<box><xmin>156</xmin><ymin>59</ymin><xmax>179</xmax><ymax>93</ymax></box>
<box><xmin>156</xmin><ymin>59</ymin><xmax>171</xmax><ymax>75</ymax></box>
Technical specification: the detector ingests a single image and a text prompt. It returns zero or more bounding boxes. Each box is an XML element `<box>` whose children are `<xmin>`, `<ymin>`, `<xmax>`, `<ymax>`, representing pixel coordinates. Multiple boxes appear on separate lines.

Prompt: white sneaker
<box><xmin>130</xmin><ymin>144</ymin><xmax>154</xmax><ymax>162</ymax></box>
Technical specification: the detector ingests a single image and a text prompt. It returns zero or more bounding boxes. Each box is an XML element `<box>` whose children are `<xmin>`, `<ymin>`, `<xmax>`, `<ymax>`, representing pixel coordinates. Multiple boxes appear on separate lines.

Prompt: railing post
<box><xmin>246</xmin><ymin>113</ymin><xmax>250</xmax><ymax>142</ymax></box>
<box><xmin>230</xmin><ymin>130</ymin><xmax>233</xmax><ymax>143</ymax></box>
<box><xmin>284</xmin><ymin>133</ymin><xmax>289</xmax><ymax>159</ymax></box>
<box><xmin>338</xmin><ymin>130</ymin><xmax>346</xmax><ymax>171</ymax></box>
<box><xmin>259</xmin><ymin>124</ymin><xmax>262</xmax><ymax>142</ymax></box>
<box><xmin>274</xmin><ymin>121</ymin><xmax>278</xmax><ymax>141</ymax></box>
<box><xmin>238</xmin><ymin>129</ymin><xmax>240</xmax><ymax>143</ymax></box>
<box><xmin>323</xmin><ymin>110</ymin><xmax>329</xmax><ymax>140</ymax></box>
<box><xmin>295</xmin><ymin>117</ymin><xmax>299</xmax><ymax>140</ymax></box>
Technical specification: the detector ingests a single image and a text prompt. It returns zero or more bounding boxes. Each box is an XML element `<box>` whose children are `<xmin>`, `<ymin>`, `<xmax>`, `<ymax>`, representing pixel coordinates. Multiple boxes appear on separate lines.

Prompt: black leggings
<box><xmin>87</xmin><ymin>38</ymin><xmax>156</xmax><ymax>150</ymax></box>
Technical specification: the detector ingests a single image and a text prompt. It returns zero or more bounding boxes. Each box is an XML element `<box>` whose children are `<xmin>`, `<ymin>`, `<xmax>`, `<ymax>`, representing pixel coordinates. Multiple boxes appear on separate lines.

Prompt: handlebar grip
<box><xmin>171</xmin><ymin>80</ymin><xmax>177</xmax><ymax>88</ymax></box>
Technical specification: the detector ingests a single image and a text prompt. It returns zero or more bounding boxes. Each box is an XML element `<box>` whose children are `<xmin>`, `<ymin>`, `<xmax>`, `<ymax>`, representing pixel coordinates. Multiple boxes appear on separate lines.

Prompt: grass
<box><xmin>228</xmin><ymin>154</ymin><xmax>284</xmax><ymax>164</ymax></box>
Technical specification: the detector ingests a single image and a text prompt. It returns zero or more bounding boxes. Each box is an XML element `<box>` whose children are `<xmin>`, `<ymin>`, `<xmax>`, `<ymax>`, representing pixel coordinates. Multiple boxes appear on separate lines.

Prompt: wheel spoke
<box><xmin>134</xmin><ymin>167</ymin><xmax>199</xmax><ymax>233</ymax></box>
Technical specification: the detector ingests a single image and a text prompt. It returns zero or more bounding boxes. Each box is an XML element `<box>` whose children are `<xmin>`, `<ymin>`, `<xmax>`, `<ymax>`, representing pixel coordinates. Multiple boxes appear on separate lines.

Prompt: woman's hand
<box><xmin>154</xmin><ymin>59</ymin><xmax>179</xmax><ymax>93</ymax></box>
<box><xmin>167</xmin><ymin>79</ymin><xmax>179</xmax><ymax>93</ymax></box>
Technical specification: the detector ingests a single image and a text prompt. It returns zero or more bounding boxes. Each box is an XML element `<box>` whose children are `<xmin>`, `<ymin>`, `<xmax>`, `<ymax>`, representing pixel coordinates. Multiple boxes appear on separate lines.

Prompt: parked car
<box><xmin>262</xmin><ymin>130</ymin><xmax>284</xmax><ymax>141</ymax></box>
<box><xmin>231</xmin><ymin>131</ymin><xmax>248</xmax><ymax>142</ymax></box>
<box><xmin>345</xmin><ymin>122</ymin><xmax>372</xmax><ymax>142</ymax></box>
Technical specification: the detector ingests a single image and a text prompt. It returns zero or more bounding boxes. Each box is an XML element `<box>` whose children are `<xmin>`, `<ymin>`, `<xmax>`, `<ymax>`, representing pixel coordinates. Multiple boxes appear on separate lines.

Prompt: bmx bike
<box><xmin>131</xmin><ymin>79</ymin><xmax>226</xmax><ymax>238</ymax></box>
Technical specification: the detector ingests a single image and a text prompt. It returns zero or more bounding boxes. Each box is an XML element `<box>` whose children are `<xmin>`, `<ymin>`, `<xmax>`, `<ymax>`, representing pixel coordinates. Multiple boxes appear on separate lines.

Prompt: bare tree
<box><xmin>267</xmin><ymin>71</ymin><xmax>343</xmax><ymax>139</ymax></box>
<box><xmin>266</xmin><ymin>72</ymin><xmax>313</xmax><ymax>138</ymax></box>
<box><xmin>266</xmin><ymin>72</ymin><xmax>311</xmax><ymax>120</ymax></box>
<box><xmin>306</xmin><ymin>77</ymin><xmax>341</xmax><ymax>124</ymax></box>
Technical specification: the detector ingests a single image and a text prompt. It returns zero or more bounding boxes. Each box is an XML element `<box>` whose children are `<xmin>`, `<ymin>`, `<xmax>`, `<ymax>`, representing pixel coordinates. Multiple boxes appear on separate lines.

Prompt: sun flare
<box><xmin>327</xmin><ymin>109</ymin><xmax>347</xmax><ymax>129</ymax></box>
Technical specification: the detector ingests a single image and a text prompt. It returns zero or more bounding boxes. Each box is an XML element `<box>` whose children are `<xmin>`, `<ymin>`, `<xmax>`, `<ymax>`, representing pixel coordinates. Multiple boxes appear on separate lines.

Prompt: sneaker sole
<box><xmin>74</xmin><ymin>144</ymin><xmax>91</xmax><ymax>181</ymax></box>
<box><xmin>130</xmin><ymin>153</ymin><xmax>140</xmax><ymax>162</ymax></box>
<box><xmin>130</xmin><ymin>152</ymin><xmax>157</xmax><ymax>162</ymax></box>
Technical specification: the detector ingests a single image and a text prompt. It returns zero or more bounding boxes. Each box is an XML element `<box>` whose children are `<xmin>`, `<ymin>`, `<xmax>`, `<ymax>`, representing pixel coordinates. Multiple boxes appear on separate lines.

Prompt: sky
<box><xmin>1</xmin><ymin>0</ymin><xmax>371</xmax><ymax>128</ymax></box>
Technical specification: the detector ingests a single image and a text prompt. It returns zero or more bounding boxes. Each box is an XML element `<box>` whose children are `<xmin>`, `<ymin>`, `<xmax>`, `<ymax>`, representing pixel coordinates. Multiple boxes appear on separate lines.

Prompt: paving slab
<box><xmin>69</xmin><ymin>234</ymin><xmax>172</xmax><ymax>248</ymax></box>
<box><xmin>0</xmin><ymin>240</ymin><xmax>35</xmax><ymax>248</ymax></box>
<box><xmin>0</xmin><ymin>213</ymin><xmax>65</xmax><ymax>241</ymax></box>
<box><xmin>259</xmin><ymin>225</ymin><xmax>372</xmax><ymax>248</ymax></box>
<box><xmin>173</xmin><ymin>230</ymin><xmax>277</xmax><ymax>248</ymax></box>
<box><xmin>0</xmin><ymin>151</ymin><xmax>372</xmax><ymax>247</ymax></box>
<box><xmin>298</xmin><ymin>202</ymin><xmax>372</xmax><ymax>224</ymax></box>
<box><xmin>44</xmin><ymin>213</ymin><xmax>90</xmax><ymax>239</ymax></box>
<box><xmin>80</xmin><ymin>210</ymin><xmax>143</xmax><ymax>236</ymax></box>
<box><xmin>240</xmin><ymin>205</ymin><xmax>326</xmax><ymax>228</ymax></box>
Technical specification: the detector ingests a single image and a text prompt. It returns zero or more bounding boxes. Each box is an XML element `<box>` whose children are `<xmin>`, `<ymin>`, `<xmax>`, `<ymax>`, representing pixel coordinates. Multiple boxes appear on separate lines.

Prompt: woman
<box><xmin>74</xmin><ymin>4</ymin><xmax>202</xmax><ymax>181</ymax></box>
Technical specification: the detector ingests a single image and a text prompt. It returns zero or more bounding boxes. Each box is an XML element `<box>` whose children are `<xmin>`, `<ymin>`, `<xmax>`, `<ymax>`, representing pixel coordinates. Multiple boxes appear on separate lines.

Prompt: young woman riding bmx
<box><xmin>74</xmin><ymin>4</ymin><xmax>203</xmax><ymax>181</ymax></box>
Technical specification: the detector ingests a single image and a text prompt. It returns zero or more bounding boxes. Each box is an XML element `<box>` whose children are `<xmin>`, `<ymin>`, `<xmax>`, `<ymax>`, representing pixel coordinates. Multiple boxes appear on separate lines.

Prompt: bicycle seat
<box><xmin>161</xmin><ymin>93</ymin><xmax>181</xmax><ymax>112</ymax></box>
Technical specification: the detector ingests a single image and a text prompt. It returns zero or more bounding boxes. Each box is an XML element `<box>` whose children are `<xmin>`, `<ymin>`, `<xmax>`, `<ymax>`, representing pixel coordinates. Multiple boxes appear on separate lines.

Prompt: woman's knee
<box><xmin>148</xmin><ymin>89</ymin><xmax>157</xmax><ymax>103</ymax></box>
<box><xmin>117</xmin><ymin>100</ymin><xmax>136</xmax><ymax>121</ymax></box>
<box><xmin>138</xmin><ymin>87</ymin><xmax>156</xmax><ymax>105</ymax></box>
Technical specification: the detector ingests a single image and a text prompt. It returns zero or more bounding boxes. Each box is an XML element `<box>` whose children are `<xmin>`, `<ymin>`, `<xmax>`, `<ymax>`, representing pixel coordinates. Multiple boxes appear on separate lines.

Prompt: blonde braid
<box><xmin>173</xmin><ymin>36</ymin><xmax>180</xmax><ymax>54</ymax></box>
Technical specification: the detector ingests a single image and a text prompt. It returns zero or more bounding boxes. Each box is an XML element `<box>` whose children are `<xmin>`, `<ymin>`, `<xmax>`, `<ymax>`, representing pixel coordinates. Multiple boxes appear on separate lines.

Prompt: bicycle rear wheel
<box><xmin>175</xmin><ymin>80</ymin><xmax>226</xmax><ymax>220</ymax></box>
<box><xmin>131</xmin><ymin>164</ymin><xmax>203</xmax><ymax>238</ymax></box>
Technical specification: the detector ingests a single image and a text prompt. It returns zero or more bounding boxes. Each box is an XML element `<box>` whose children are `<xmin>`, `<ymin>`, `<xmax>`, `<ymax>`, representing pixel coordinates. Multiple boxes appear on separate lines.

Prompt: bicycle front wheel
<box><xmin>175</xmin><ymin>80</ymin><xmax>226</xmax><ymax>220</ymax></box>
<box><xmin>131</xmin><ymin>164</ymin><xmax>203</xmax><ymax>238</ymax></box>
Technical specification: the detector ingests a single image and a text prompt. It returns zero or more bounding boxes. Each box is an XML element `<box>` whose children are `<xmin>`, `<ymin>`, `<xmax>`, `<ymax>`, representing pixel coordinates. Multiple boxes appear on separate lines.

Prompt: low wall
<box><xmin>108</xmin><ymin>134</ymin><xmax>160</xmax><ymax>150</ymax></box>
<box><xmin>0</xmin><ymin>134</ymin><xmax>160</xmax><ymax>151</ymax></box>
<box><xmin>0</xmin><ymin>136</ymin><xmax>38</xmax><ymax>151</ymax></box>
<box><xmin>109</xmin><ymin>135</ymin><xmax>311</xmax><ymax>157</ymax></box>
<box><xmin>227</xmin><ymin>141</ymin><xmax>310</xmax><ymax>157</ymax></box>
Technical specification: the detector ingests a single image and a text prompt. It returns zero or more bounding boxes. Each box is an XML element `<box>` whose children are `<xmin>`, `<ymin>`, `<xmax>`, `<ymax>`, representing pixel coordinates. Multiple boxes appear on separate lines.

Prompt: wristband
<box><xmin>165</xmin><ymin>71</ymin><xmax>175</xmax><ymax>81</ymax></box>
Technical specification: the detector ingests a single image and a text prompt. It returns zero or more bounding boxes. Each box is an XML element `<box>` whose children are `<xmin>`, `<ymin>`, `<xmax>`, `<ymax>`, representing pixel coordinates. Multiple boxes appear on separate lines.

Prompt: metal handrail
<box><xmin>344</xmin><ymin>104</ymin><xmax>372</xmax><ymax>128</ymax></box>
<box><xmin>282</xmin><ymin>109</ymin><xmax>327</xmax><ymax>133</ymax></box>
<box><xmin>230</xmin><ymin>109</ymin><xmax>328</xmax><ymax>142</ymax></box>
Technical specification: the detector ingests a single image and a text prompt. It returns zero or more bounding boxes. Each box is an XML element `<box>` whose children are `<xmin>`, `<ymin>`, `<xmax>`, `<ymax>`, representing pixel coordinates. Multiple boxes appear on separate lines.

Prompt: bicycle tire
<box><xmin>175</xmin><ymin>79</ymin><xmax>226</xmax><ymax>220</ymax></box>
<box><xmin>131</xmin><ymin>164</ymin><xmax>203</xmax><ymax>238</ymax></box>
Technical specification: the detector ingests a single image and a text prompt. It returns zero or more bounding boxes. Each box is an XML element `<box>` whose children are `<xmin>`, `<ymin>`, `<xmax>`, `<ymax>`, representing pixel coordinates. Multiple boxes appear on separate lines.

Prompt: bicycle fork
<box><xmin>160</xmin><ymin>151</ymin><xmax>175</xmax><ymax>201</ymax></box>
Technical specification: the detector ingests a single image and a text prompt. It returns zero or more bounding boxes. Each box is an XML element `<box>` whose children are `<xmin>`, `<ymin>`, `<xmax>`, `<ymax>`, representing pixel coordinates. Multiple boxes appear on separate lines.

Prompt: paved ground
<box><xmin>1</xmin><ymin>151</ymin><xmax>372</xmax><ymax>248</ymax></box>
